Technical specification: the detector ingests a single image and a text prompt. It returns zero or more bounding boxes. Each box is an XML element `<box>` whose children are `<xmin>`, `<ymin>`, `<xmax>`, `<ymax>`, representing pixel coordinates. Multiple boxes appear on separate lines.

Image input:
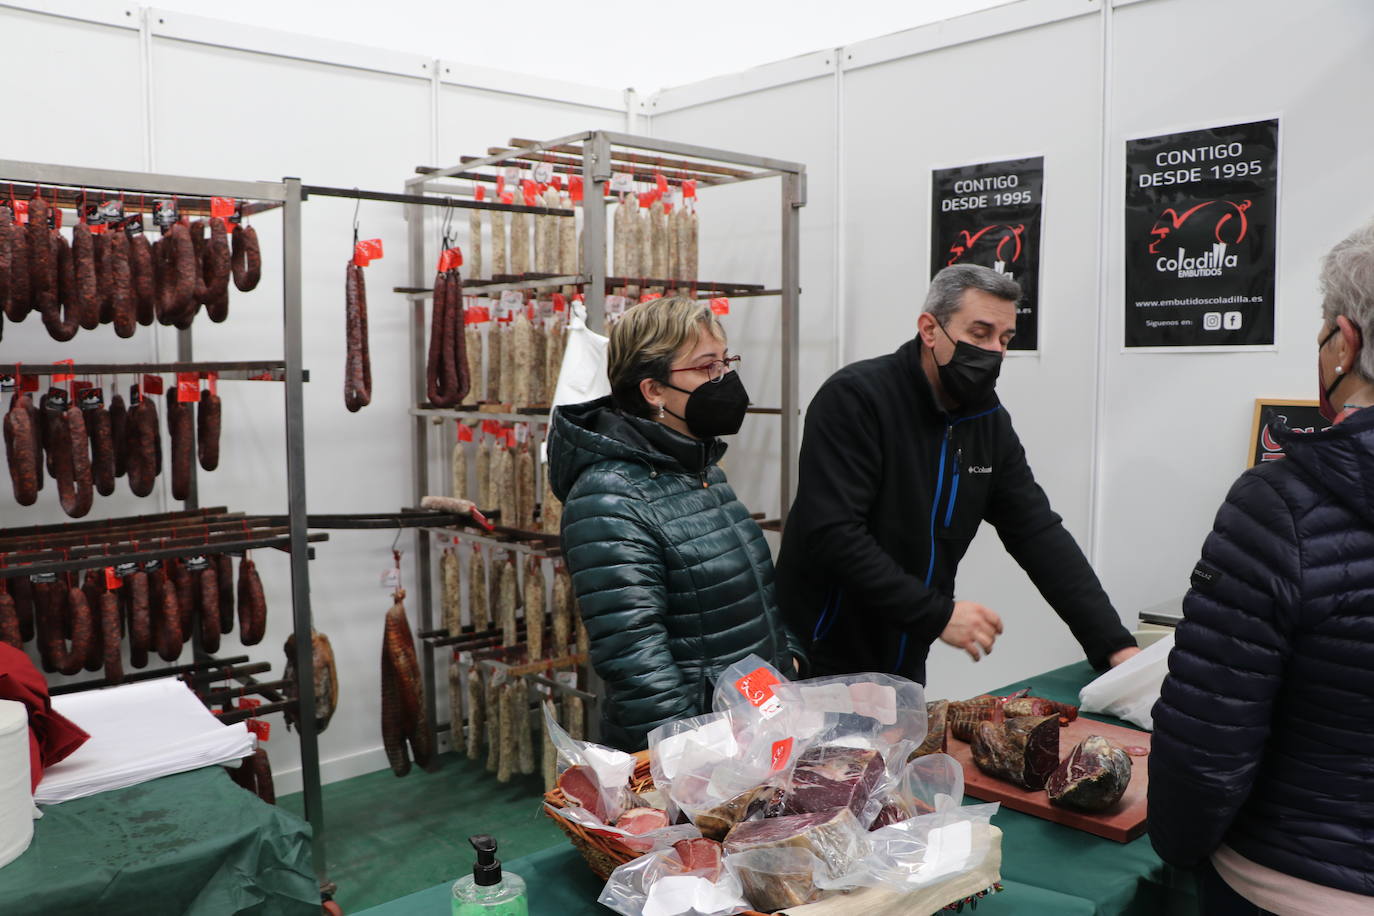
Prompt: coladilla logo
<box><xmin>947</xmin><ymin>223</ymin><xmax>1025</xmax><ymax>278</ymax></box>
<box><xmin>1149</xmin><ymin>199</ymin><xmax>1251</xmax><ymax>277</ymax></box>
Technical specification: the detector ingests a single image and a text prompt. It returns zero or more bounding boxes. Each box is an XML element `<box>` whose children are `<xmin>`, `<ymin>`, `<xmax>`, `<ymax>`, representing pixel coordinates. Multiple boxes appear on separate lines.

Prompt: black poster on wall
<box><xmin>930</xmin><ymin>156</ymin><xmax>1043</xmax><ymax>351</ymax></box>
<box><xmin>1124</xmin><ymin>119</ymin><xmax>1279</xmax><ymax>348</ymax></box>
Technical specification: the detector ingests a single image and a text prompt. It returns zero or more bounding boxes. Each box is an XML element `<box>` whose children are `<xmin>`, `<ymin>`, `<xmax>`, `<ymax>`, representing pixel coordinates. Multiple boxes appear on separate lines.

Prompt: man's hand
<box><xmin>939</xmin><ymin>601</ymin><xmax>1003</xmax><ymax>662</ymax></box>
<box><xmin>1108</xmin><ymin>646</ymin><xmax>1141</xmax><ymax>667</ymax></box>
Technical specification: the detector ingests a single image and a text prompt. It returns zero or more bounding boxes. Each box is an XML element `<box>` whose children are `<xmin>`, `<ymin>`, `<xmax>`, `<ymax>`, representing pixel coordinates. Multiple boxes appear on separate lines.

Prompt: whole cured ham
<box><xmin>970</xmin><ymin>714</ymin><xmax>1060</xmax><ymax>790</ymax></box>
<box><xmin>1046</xmin><ymin>735</ymin><xmax>1132</xmax><ymax>812</ymax></box>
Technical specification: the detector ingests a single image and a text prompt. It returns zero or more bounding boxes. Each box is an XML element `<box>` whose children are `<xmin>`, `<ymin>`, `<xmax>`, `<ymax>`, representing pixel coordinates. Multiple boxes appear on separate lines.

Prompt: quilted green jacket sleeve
<box><xmin>561</xmin><ymin>465</ymin><xmax>696</xmax><ymax>746</ymax></box>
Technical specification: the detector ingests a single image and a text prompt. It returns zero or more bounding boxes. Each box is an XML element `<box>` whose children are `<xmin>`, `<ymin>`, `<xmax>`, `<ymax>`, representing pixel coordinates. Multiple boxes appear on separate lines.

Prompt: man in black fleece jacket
<box><xmin>776</xmin><ymin>265</ymin><xmax>1138</xmax><ymax>684</ymax></box>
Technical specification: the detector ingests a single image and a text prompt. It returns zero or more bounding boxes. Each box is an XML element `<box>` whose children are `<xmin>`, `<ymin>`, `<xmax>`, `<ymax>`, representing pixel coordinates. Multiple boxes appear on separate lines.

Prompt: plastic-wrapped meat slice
<box><xmin>783</xmin><ymin>746</ymin><xmax>886</xmax><ymax>817</ymax></box>
<box><xmin>615</xmin><ymin>807</ymin><xmax>670</xmax><ymax>836</ymax></box>
<box><xmin>557</xmin><ymin>764</ymin><xmax>611</xmax><ymax>822</ymax></box>
<box><xmin>971</xmin><ymin>714</ymin><xmax>1060</xmax><ymax>790</ymax></box>
<box><xmin>724</xmin><ymin>807</ymin><xmax>867</xmax><ymax>913</ymax></box>
<box><xmin>1047</xmin><ymin>735</ymin><xmax>1132</xmax><ymax>812</ymax></box>
<box><xmin>672</xmin><ymin>837</ymin><xmax>723</xmax><ymax>881</ymax></box>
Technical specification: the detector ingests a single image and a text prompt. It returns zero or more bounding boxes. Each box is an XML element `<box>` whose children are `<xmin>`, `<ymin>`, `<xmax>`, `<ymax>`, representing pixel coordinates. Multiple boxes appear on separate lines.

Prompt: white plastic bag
<box><xmin>712</xmin><ymin>654</ymin><xmax>789</xmax><ymax>720</ymax></box>
<box><xmin>550</xmin><ymin>300</ymin><xmax>610</xmax><ymax>411</ymax></box>
<box><xmin>1078</xmin><ymin>631</ymin><xmax>1176</xmax><ymax>730</ymax></box>
<box><xmin>599</xmin><ymin>845</ymin><xmax>749</xmax><ymax>916</ymax></box>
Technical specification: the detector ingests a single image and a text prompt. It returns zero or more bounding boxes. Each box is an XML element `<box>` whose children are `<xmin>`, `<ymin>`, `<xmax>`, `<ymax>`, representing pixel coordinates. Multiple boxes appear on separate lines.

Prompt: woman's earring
<box><xmin>658</xmin><ymin>404</ymin><xmax>666</xmax><ymax>418</ymax></box>
<box><xmin>1337</xmin><ymin>365</ymin><xmax>1344</xmax><ymax>375</ymax></box>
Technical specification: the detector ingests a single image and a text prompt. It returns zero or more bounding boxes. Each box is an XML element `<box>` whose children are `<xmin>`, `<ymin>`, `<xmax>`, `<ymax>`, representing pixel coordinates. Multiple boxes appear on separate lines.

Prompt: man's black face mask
<box><xmin>933</xmin><ymin>320</ymin><xmax>1003</xmax><ymax>408</ymax></box>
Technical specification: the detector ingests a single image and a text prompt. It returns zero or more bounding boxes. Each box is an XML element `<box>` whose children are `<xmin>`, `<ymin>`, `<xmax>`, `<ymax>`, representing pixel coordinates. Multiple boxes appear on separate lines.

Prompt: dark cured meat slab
<box><xmin>725</xmin><ymin>808</ymin><xmax>866</xmax><ymax>913</ymax></box>
<box><xmin>970</xmin><ymin>715</ymin><xmax>1059</xmax><ymax>790</ymax></box>
<box><xmin>1047</xmin><ymin>736</ymin><xmax>1132</xmax><ymax>812</ymax></box>
<box><xmin>909</xmin><ymin>699</ymin><xmax>949</xmax><ymax>759</ymax></box>
<box><xmin>783</xmin><ymin>746</ymin><xmax>885</xmax><ymax>817</ymax></box>
<box><xmin>951</xmin><ymin>712</ymin><xmax>1152</xmax><ymax>842</ymax></box>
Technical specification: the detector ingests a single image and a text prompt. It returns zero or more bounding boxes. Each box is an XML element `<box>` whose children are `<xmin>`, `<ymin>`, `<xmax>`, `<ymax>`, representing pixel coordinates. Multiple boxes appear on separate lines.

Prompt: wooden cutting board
<box><xmin>948</xmin><ymin>716</ymin><xmax>1151</xmax><ymax>843</ymax></box>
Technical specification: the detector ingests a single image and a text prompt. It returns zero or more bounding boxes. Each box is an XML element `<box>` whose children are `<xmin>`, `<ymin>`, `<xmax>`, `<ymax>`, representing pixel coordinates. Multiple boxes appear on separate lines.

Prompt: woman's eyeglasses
<box><xmin>668</xmin><ymin>355</ymin><xmax>742</xmax><ymax>383</ymax></box>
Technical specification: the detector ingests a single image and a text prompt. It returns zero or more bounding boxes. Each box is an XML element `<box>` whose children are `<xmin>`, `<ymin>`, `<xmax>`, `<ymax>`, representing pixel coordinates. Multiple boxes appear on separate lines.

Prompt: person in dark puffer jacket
<box><xmin>1149</xmin><ymin>219</ymin><xmax>1374</xmax><ymax>916</ymax></box>
<box><xmin>548</xmin><ymin>297</ymin><xmax>803</xmax><ymax>751</ymax></box>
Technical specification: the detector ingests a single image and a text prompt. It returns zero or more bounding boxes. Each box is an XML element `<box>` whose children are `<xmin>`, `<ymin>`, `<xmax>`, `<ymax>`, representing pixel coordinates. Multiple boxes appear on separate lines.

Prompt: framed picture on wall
<box><xmin>1249</xmin><ymin>399</ymin><xmax>1329</xmax><ymax>467</ymax></box>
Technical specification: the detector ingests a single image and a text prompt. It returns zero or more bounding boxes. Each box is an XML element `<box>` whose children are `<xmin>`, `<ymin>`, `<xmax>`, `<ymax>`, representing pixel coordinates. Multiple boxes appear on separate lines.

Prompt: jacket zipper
<box><xmin>944</xmin><ymin>448</ymin><xmax>962</xmax><ymax>528</ymax></box>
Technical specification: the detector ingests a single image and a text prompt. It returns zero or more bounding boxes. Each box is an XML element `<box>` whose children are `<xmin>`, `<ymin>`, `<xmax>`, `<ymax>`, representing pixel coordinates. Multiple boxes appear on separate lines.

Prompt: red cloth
<box><xmin>0</xmin><ymin>644</ymin><xmax>89</xmax><ymax>792</ymax></box>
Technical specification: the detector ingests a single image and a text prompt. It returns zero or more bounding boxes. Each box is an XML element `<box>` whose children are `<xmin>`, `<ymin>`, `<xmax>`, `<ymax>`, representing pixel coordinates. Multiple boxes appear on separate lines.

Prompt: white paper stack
<box><xmin>0</xmin><ymin>699</ymin><xmax>37</xmax><ymax>868</ymax></box>
<box><xmin>36</xmin><ymin>679</ymin><xmax>254</xmax><ymax>805</ymax></box>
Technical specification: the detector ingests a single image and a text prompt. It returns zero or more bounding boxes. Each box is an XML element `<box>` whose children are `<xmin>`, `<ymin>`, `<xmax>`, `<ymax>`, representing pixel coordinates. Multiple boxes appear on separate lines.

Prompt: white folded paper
<box><xmin>0</xmin><ymin>699</ymin><xmax>37</xmax><ymax>869</ymax></box>
<box><xmin>37</xmin><ymin>679</ymin><xmax>254</xmax><ymax>805</ymax></box>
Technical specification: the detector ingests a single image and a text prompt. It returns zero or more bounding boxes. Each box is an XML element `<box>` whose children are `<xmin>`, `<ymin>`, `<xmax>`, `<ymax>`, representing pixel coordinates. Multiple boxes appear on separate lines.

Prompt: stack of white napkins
<box><xmin>36</xmin><ymin>679</ymin><xmax>254</xmax><ymax>805</ymax></box>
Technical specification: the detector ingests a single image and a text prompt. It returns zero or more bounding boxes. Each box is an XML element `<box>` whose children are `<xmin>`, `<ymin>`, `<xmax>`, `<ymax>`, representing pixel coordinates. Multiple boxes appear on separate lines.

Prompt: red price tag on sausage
<box><xmin>682</xmin><ymin>180</ymin><xmax>697</xmax><ymax>199</ymax></box>
<box><xmin>569</xmin><ymin>176</ymin><xmax>583</xmax><ymax>203</ymax></box>
<box><xmin>521</xmin><ymin>179</ymin><xmax>538</xmax><ymax>207</ymax></box>
<box><xmin>481</xmin><ymin>419</ymin><xmax>502</xmax><ymax>437</ymax></box>
<box><xmin>551</xmin><ymin>293</ymin><xmax>566</xmax><ymax>313</ymax></box>
<box><xmin>210</xmin><ymin>197</ymin><xmax>237</xmax><ymax>219</ymax></box>
<box><xmin>495</xmin><ymin>174</ymin><xmax>505</xmax><ymax>197</ymax></box>
<box><xmin>354</xmin><ymin>238</ymin><xmax>384</xmax><ymax>266</ymax></box>
<box><xmin>51</xmin><ymin>359</ymin><xmax>75</xmax><ymax>384</ymax></box>
<box><xmin>639</xmin><ymin>292</ymin><xmax>662</xmax><ymax>304</ymax></box>
<box><xmin>457</xmin><ymin>423</ymin><xmax>473</xmax><ymax>442</ymax></box>
<box><xmin>105</xmin><ymin>567</ymin><xmax>122</xmax><ymax>590</ymax></box>
<box><xmin>710</xmin><ymin>297</ymin><xmax>730</xmax><ymax>316</ymax></box>
<box><xmin>238</xmin><ymin>697</ymin><xmax>262</xmax><ymax>711</ymax></box>
<box><xmin>207</xmin><ymin>372</ymin><xmax>218</xmax><ymax>397</ymax></box>
<box><xmin>246</xmin><ymin>719</ymin><xmax>271</xmax><ymax>741</ymax></box>
<box><xmin>655</xmin><ymin>172</ymin><xmax>668</xmax><ymax>195</ymax></box>
<box><xmin>437</xmin><ymin>247</ymin><xmax>463</xmax><ymax>272</ymax></box>
<box><xmin>177</xmin><ymin>372</ymin><xmax>200</xmax><ymax>403</ymax></box>
<box><xmin>475</xmin><ymin>185</ymin><xmax>486</xmax><ymax>202</ymax></box>
<box><xmin>142</xmin><ymin>373</ymin><xmax>165</xmax><ymax>396</ymax></box>
<box><xmin>499</xmin><ymin>191</ymin><xmax>514</xmax><ymax>206</ymax></box>
<box><xmin>770</xmin><ymin>737</ymin><xmax>794</xmax><ymax>772</ymax></box>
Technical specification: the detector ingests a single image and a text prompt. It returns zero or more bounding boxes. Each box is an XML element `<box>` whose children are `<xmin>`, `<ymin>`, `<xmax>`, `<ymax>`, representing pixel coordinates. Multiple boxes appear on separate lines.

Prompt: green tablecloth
<box><xmin>359</xmin><ymin>662</ymin><xmax>1198</xmax><ymax>916</ymax></box>
<box><xmin>0</xmin><ymin>766</ymin><xmax>319</xmax><ymax>916</ymax></box>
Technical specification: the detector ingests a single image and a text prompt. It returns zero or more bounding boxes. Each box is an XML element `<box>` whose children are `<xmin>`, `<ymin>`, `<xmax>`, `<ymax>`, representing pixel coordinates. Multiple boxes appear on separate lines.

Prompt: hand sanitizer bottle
<box><xmin>451</xmin><ymin>834</ymin><xmax>528</xmax><ymax>916</ymax></box>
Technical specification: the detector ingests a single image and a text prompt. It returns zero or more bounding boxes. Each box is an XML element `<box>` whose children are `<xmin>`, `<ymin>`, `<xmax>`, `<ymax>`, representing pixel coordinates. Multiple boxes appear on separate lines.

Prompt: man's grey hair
<box><xmin>1321</xmin><ymin>219</ymin><xmax>1374</xmax><ymax>380</ymax></box>
<box><xmin>922</xmin><ymin>264</ymin><xmax>1023</xmax><ymax>324</ymax></box>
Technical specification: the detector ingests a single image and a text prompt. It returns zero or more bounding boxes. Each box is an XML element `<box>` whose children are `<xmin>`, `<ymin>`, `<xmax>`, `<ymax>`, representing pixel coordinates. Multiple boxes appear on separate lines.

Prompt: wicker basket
<box><xmin>542</xmin><ymin>750</ymin><xmax>999</xmax><ymax>914</ymax></box>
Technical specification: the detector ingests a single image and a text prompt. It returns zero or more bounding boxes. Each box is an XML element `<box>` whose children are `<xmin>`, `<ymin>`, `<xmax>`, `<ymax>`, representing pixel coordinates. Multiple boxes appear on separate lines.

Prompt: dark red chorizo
<box><xmin>426</xmin><ymin>270</ymin><xmax>449</xmax><ymax>406</ymax></box>
<box><xmin>0</xmin><ymin>582</ymin><xmax>20</xmax><ymax>649</ymax></box>
<box><xmin>52</xmin><ymin>403</ymin><xmax>94</xmax><ymax>518</ymax></box>
<box><xmin>109</xmin><ymin>393</ymin><xmax>128</xmax><ymax>478</ymax></box>
<box><xmin>197</xmin><ymin>561</ymin><xmax>221</xmax><ymax>653</ymax></box>
<box><xmin>7</xmin><ymin>209</ymin><xmax>31</xmax><ymax>321</ymax></box>
<box><xmin>128</xmin><ymin>231</ymin><xmax>156</xmax><ymax>326</ymax></box>
<box><xmin>93</xmin><ymin>231</ymin><xmax>114</xmax><ymax>325</ymax></box>
<box><xmin>167</xmin><ymin>557</ymin><xmax>193</xmax><ymax>643</ymax></box>
<box><xmin>0</xmin><ymin>205</ymin><xmax>12</xmax><ymax>319</ymax></box>
<box><xmin>72</xmin><ymin>221</ymin><xmax>100</xmax><ymax>330</ymax></box>
<box><xmin>156</xmin><ymin>222</ymin><xmax>196</xmax><ymax>325</ymax></box>
<box><xmin>4</xmin><ymin>392</ymin><xmax>39</xmax><ymax>506</ymax></box>
<box><xmin>49</xmin><ymin>586</ymin><xmax>92</xmax><ymax>676</ymax></box>
<box><xmin>231</xmin><ymin>224</ymin><xmax>261</xmax><ymax>291</ymax></box>
<box><xmin>27</xmin><ymin>197</ymin><xmax>54</xmax><ymax>320</ymax></box>
<box><xmin>23</xmin><ymin>392</ymin><xmax>43</xmax><ymax>494</ymax></box>
<box><xmin>39</xmin><ymin>389</ymin><xmax>60</xmax><ymax>480</ymax></box>
<box><xmin>100</xmin><ymin>591</ymin><xmax>124</xmax><ymax>684</ymax></box>
<box><xmin>166</xmin><ymin>388</ymin><xmax>194</xmax><ymax>501</ymax></box>
<box><xmin>46</xmin><ymin>232</ymin><xmax>79</xmax><ymax>342</ymax></box>
<box><xmin>10</xmin><ymin>575</ymin><xmax>34</xmax><ymax>644</ymax></box>
<box><xmin>85</xmin><ymin>394</ymin><xmax>116</xmax><ymax>497</ymax></box>
<box><xmin>109</xmin><ymin>230</ymin><xmax>135</xmax><ymax>338</ymax></box>
<box><xmin>216</xmin><ymin>554</ymin><xmax>235</xmax><ymax>634</ymax></box>
<box><xmin>451</xmin><ymin>270</ymin><xmax>470</xmax><ymax>403</ymax></box>
<box><xmin>237</xmin><ymin>555</ymin><xmax>266</xmax><ymax>645</ymax></box>
<box><xmin>188</xmin><ymin>219</ymin><xmax>211</xmax><ymax>307</ymax></box>
<box><xmin>32</xmin><ymin>582</ymin><xmax>56</xmax><ymax>672</ymax></box>
<box><xmin>204</xmin><ymin>217</ymin><xmax>231</xmax><ymax>322</ymax></box>
<box><xmin>344</xmin><ymin>262</ymin><xmax>372</xmax><ymax>412</ymax></box>
<box><xmin>125</xmin><ymin>391</ymin><xmax>158</xmax><ymax>498</ymax></box>
<box><xmin>127</xmin><ymin>569</ymin><xmax>151</xmax><ymax>669</ymax></box>
<box><xmin>154</xmin><ymin>566</ymin><xmax>182</xmax><ymax>662</ymax></box>
<box><xmin>197</xmin><ymin>388</ymin><xmax>220</xmax><ymax>471</ymax></box>
<box><xmin>80</xmin><ymin>569</ymin><xmax>105</xmax><ymax>672</ymax></box>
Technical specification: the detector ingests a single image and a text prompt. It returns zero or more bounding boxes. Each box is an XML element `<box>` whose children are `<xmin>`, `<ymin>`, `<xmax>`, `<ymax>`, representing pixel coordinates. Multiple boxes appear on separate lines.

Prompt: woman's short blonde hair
<box><xmin>608</xmin><ymin>297</ymin><xmax>727</xmax><ymax>417</ymax></box>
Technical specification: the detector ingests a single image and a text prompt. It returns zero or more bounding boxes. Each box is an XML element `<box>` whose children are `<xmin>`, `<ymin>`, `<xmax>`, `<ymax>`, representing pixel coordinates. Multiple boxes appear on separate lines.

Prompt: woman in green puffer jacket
<box><xmin>547</xmin><ymin>296</ymin><xmax>804</xmax><ymax>751</ymax></box>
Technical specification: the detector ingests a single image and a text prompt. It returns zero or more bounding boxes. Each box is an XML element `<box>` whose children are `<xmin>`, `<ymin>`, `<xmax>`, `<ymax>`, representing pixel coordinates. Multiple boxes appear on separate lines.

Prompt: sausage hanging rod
<box><xmin>48</xmin><ymin>654</ymin><xmax>253</xmax><ymax>696</ymax></box>
<box><xmin>300</xmin><ymin>184</ymin><xmax>572</xmax><ymax>216</ymax></box>
<box><xmin>0</xmin><ymin>361</ymin><xmax>301</xmax><ymax>382</ymax></box>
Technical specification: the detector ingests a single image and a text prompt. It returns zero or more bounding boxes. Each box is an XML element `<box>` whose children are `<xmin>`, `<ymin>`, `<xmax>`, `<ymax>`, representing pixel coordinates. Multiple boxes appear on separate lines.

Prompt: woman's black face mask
<box><xmin>663</xmin><ymin>370</ymin><xmax>751</xmax><ymax>438</ymax></box>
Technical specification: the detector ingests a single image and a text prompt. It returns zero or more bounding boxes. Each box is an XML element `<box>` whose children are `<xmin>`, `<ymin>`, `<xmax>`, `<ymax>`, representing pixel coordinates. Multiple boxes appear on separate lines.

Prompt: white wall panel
<box><xmin>1096</xmin><ymin>0</ymin><xmax>1374</xmax><ymax>617</ymax></box>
